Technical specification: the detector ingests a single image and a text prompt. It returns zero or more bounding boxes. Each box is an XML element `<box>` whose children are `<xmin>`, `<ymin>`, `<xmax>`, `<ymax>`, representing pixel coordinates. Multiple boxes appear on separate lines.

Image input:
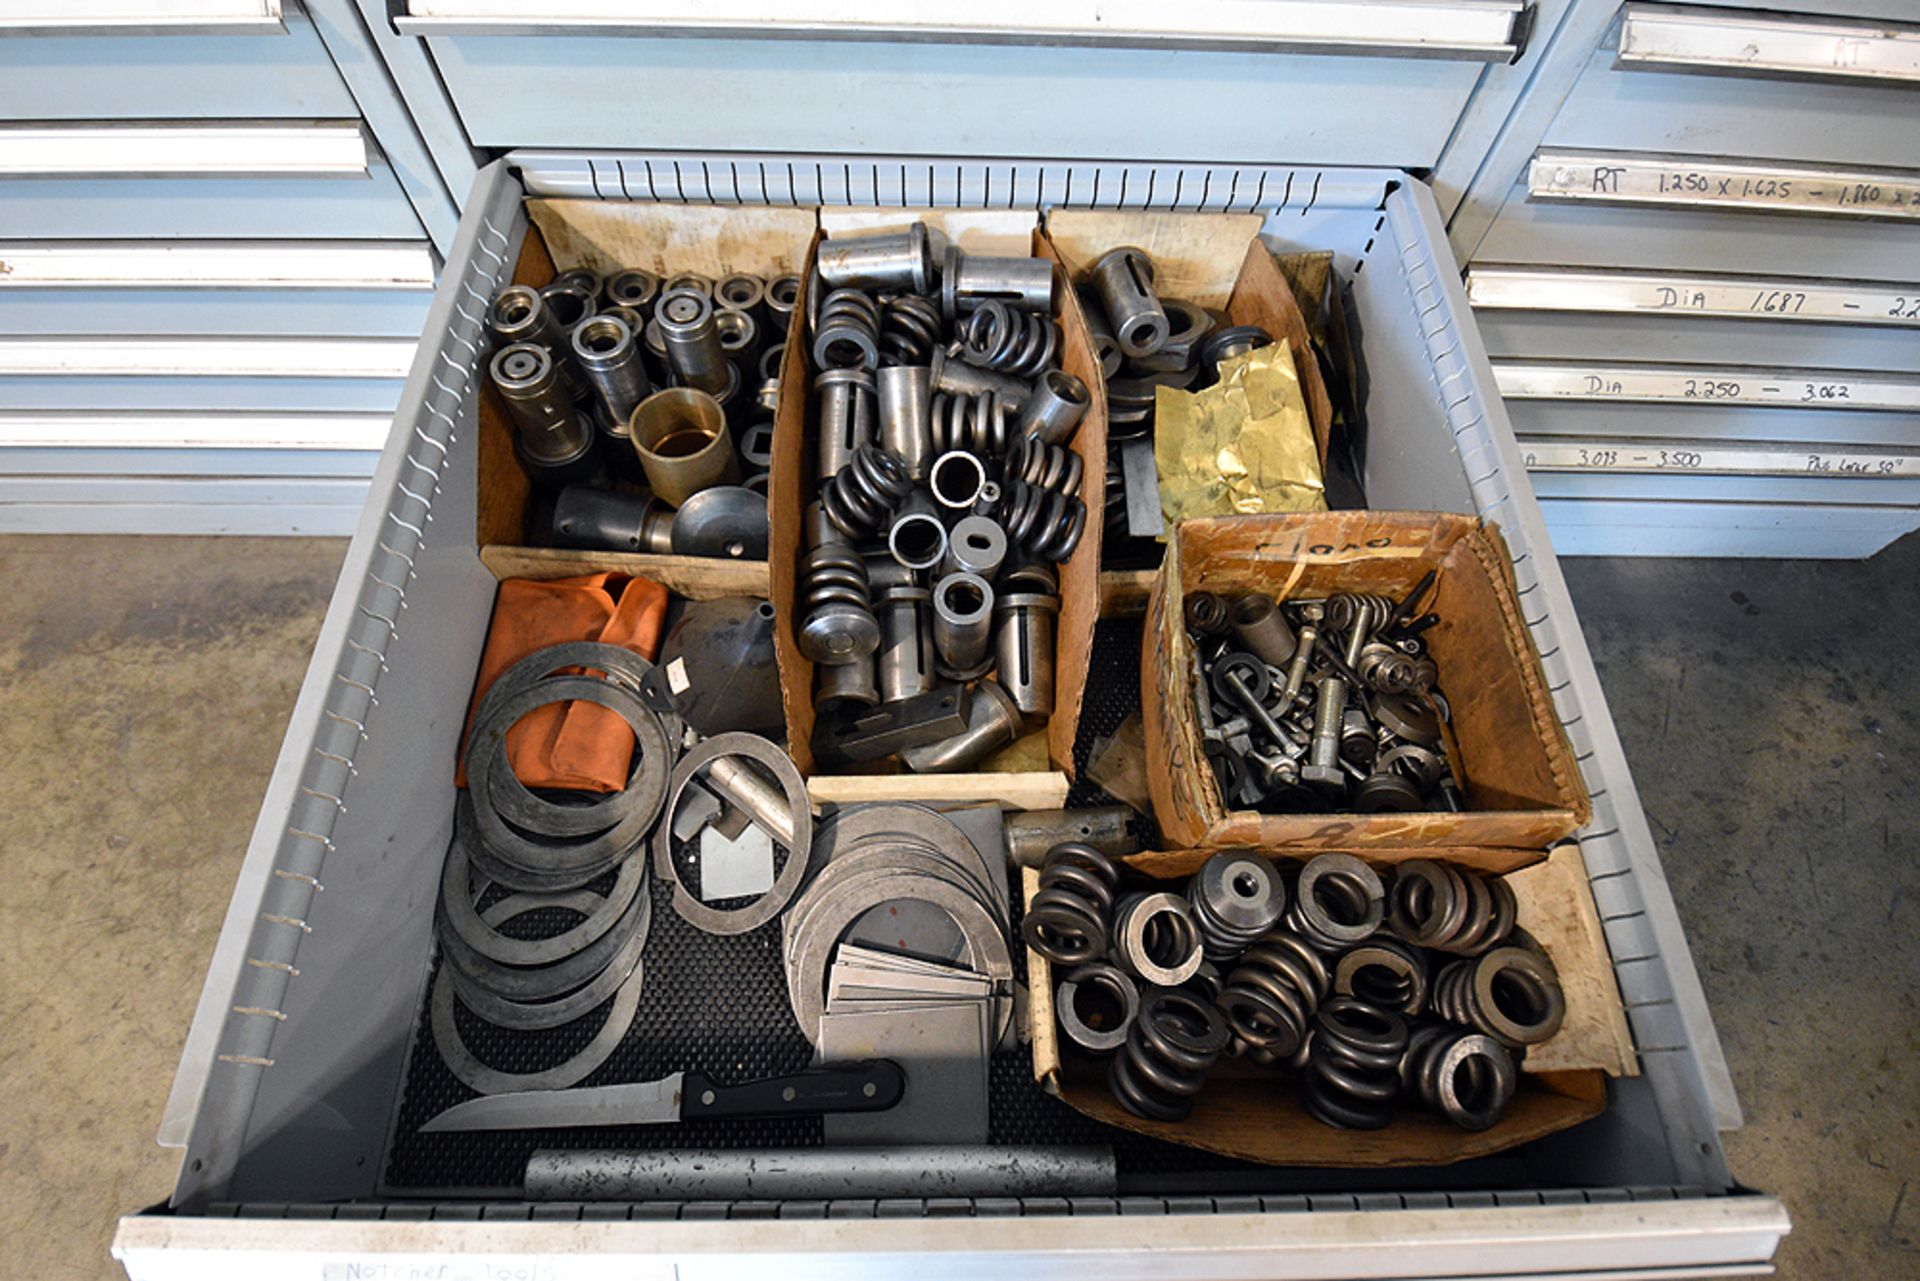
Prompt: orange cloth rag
<box><xmin>456</xmin><ymin>573</ymin><xmax>671</xmax><ymax>793</ymax></box>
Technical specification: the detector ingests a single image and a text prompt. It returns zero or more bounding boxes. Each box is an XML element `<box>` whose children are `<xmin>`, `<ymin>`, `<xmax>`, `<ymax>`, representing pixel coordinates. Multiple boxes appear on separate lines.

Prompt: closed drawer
<box><xmin>0</xmin><ymin>7</ymin><xmax>355</xmax><ymax>120</ymax></box>
<box><xmin>395</xmin><ymin>1</ymin><xmax>1533</xmax><ymax>166</ymax></box>
<box><xmin>1474</xmin><ymin>173</ymin><xmax>1920</xmax><ymax>279</ymax></box>
<box><xmin>1464</xmin><ymin>260</ymin><xmax>1920</xmax><ymax>382</ymax></box>
<box><xmin>1546</xmin><ymin>36</ymin><xmax>1920</xmax><ymax>170</ymax></box>
<box><xmin>0</xmin><ymin>168</ymin><xmax>434</xmax><ymax>239</ymax></box>
<box><xmin>111</xmin><ymin>155</ymin><xmax>1785</xmax><ymax>1278</ymax></box>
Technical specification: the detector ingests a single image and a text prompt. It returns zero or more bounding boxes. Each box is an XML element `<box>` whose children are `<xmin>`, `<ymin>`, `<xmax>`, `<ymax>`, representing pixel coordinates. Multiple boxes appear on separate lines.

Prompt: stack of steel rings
<box><xmin>1184</xmin><ymin>577</ymin><xmax>1464</xmax><ymax>814</ymax></box>
<box><xmin>1023</xmin><ymin>848</ymin><xmax>1564</xmax><ymax>1132</ymax></box>
<box><xmin>432</xmin><ymin>642</ymin><xmax>682</xmax><ymax>1095</ymax></box>
<box><xmin>1081</xmin><ymin>245</ymin><xmax>1273</xmax><ymax>564</ymax></box>
<box><xmin>486</xmin><ymin>264</ymin><xmax>797</xmax><ymax>559</ymax></box>
<box><xmin>782</xmin><ymin>802</ymin><xmax>1014</xmax><ymax>1047</ymax></box>
<box><xmin>798</xmin><ymin>221</ymin><xmax>1090</xmax><ymax>774</ymax></box>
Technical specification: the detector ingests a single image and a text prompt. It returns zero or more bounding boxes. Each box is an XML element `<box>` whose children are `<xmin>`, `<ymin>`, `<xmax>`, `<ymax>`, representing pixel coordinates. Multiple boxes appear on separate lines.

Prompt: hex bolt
<box><xmin>1303</xmin><ymin>675</ymin><xmax>1349</xmax><ymax>794</ymax></box>
<box><xmin>1281</xmin><ymin>617</ymin><xmax>1319</xmax><ymax>705</ymax></box>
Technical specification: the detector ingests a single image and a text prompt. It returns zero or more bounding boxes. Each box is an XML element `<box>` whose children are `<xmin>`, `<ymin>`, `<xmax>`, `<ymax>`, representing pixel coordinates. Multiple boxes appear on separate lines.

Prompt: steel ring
<box><xmin>1435</xmin><ymin>1032</ymin><xmax>1515</xmax><ymax>1131</ymax></box>
<box><xmin>474</xmin><ymin>643</ymin><xmax>680</xmax><ymax>839</ymax></box>
<box><xmin>439</xmin><ymin>805</ymin><xmax>647</xmax><ymax>966</ymax></box>
<box><xmin>795</xmin><ymin>804</ymin><xmax>1004</xmax><ymax>962</ymax></box>
<box><xmin>652</xmin><ymin>732</ymin><xmax>812</xmax><ymax>936</ymax></box>
<box><xmin>1057</xmin><ymin>962</ymin><xmax>1138</xmax><ymax>1056</ymax></box>
<box><xmin>1296</xmin><ymin>853</ymin><xmax>1384</xmax><ymax>946</ymax></box>
<box><xmin>429</xmin><ymin>959</ymin><xmax>643</xmax><ymax>1096</ymax></box>
<box><xmin>785</xmin><ymin>855</ymin><xmax>1013</xmax><ymax>1046</ymax></box>
<box><xmin>466</xmin><ymin>674</ymin><xmax>671</xmax><ymax>881</ymax></box>
<box><xmin>438</xmin><ymin>870</ymin><xmax>650</xmax><ymax>1003</ymax></box>
<box><xmin>444</xmin><ymin>889</ymin><xmax>650</xmax><ymax>1032</ymax></box>
<box><xmin>1471</xmin><ymin>947</ymin><xmax>1566</xmax><ymax>1046</ymax></box>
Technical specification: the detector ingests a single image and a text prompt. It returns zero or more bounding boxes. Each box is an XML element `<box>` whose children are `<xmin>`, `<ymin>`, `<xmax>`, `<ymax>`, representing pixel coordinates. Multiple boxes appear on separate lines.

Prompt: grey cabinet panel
<box><xmin>1548</xmin><ymin>41</ymin><xmax>1920</xmax><ymax>169</ymax></box>
<box><xmin>0</xmin><ymin>13</ymin><xmax>357</xmax><ymax>120</ymax></box>
<box><xmin>425</xmin><ymin>33</ymin><xmax>1482</xmax><ymax>165</ymax></box>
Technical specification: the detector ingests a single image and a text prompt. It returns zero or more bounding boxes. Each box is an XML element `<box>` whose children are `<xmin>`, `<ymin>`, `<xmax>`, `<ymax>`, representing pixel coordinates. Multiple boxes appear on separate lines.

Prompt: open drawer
<box><xmin>114</xmin><ymin>155</ymin><xmax>1787</xmax><ymax>1278</ymax></box>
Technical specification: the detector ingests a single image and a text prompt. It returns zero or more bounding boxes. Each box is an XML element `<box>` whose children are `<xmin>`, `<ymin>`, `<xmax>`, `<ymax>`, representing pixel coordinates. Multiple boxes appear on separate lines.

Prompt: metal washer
<box><xmin>444</xmin><ymin>889</ymin><xmax>650</xmax><ymax>1032</ymax></box>
<box><xmin>653</xmin><ymin>732</ymin><xmax>812</xmax><ymax>936</ymax></box>
<box><xmin>429</xmin><ymin>957</ymin><xmax>645</xmax><ymax>1096</ymax></box>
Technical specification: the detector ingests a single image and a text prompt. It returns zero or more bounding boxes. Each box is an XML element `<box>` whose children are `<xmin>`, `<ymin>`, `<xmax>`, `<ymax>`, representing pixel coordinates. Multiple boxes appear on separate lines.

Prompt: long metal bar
<box><xmin>0</xmin><ymin>337</ymin><xmax>416</xmax><ymax>379</ymax></box>
<box><xmin>1529</xmin><ymin>150</ymin><xmax>1920</xmax><ymax>222</ymax></box>
<box><xmin>1492</xmin><ymin>360</ymin><xmax>1920</xmax><ymax>411</ymax></box>
<box><xmin>0</xmin><ymin>412</ymin><xmax>392</xmax><ymax>450</ymax></box>
<box><xmin>1619</xmin><ymin>2</ymin><xmax>1920</xmax><ymax>87</ymax></box>
<box><xmin>0</xmin><ymin>0</ymin><xmax>283</xmax><ymax>34</ymax></box>
<box><xmin>0</xmin><ymin>242</ymin><xmax>435</xmax><ymax>290</ymax></box>
<box><xmin>396</xmin><ymin>0</ymin><xmax>1528</xmax><ymax>60</ymax></box>
<box><xmin>1466</xmin><ymin>265</ymin><xmax>1920</xmax><ymax>327</ymax></box>
<box><xmin>1520</xmin><ymin>437</ymin><xmax>1919</xmax><ymax>478</ymax></box>
<box><xmin>0</xmin><ymin>122</ymin><xmax>370</xmax><ymax>179</ymax></box>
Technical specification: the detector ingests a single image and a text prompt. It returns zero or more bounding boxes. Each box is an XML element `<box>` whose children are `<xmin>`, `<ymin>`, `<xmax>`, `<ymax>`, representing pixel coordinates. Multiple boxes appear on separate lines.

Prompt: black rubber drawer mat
<box><xmin>382</xmin><ymin>619</ymin><xmax>1242</xmax><ymax>1194</ymax></box>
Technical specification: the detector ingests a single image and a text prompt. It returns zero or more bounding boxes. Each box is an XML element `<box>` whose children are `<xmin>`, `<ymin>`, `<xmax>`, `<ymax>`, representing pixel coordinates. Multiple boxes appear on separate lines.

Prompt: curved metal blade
<box><xmin>420</xmin><ymin>1073</ymin><xmax>683</xmax><ymax>1133</ymax></box>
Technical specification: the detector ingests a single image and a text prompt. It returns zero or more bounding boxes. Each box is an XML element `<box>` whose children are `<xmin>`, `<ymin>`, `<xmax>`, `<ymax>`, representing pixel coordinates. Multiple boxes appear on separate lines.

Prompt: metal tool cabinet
<box><xmin>108</xmin><ymin>133</ymin><xmax>1790</xmax><ymax>1271</ymax></box>
<box><xmin>1446</xmin><ymin>0</ymin><xmax>1920</xmax><ymax>558</ymax></box>
<box><xmin>0</xmin><ymin>1</ymin><xmax>473</xmax><ymax>535</ymax></box>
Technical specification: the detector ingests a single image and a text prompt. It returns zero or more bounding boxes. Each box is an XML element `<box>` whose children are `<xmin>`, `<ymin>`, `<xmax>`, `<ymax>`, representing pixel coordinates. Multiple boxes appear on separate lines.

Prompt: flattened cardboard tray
<box><xmin>1143</xmin><ymin>511</ymin><xmax>1592</xmax><ymax>850</ymax></box>
<box><xmin>1025</xmin><ymin>844</ymin><xmax>1636</xmax><ymax>1168</ymax></box>
<box><xmin>768</xmin><ymin>210</ymin><xmax>1108</xmax><ymax>808</ymax></box>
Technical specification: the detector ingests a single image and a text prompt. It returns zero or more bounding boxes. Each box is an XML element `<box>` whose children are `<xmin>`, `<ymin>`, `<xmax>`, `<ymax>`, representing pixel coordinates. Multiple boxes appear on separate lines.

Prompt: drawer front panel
<box><xmin>1547</xmin><ymin>44</ymin><xmax>1920</xmax><ymax>169</ymax></box>
<box><xmin>423</xmin><ymin>34</ymin><xmax>1483</xmax><ymax>165</ymax></box>
<box><xmin>0</xmin><ymin>375</ymin><xmax>407</xmax><ymax>413</ymax></box>
<box><xmin>1474</xmin><ymin>186</ymin><xmax>1920</xmax><ymax>281</ymax></box>
<box><xmin>1536</xmin><ymin>494</ymin><xmax>1920</xmax><ymax>556</ymax></box>
<box><xmin>0</xmin><ymin>169</ymin><xmax>432</xmax><ymax>240</ymax></box>
<box><xmin>0</xmin><ymin>289</ymin><xmax>435</xmax><ymax>338</ymax></box>
<box><xmin>0</xmin><ymin>11</ymin><xmax>355</xmax><ymax>120</ymax></box>
<box><xmin>1474</xmin><ymin>309</ymin><xmax>1920</xmax><ymax>375</ymax></box>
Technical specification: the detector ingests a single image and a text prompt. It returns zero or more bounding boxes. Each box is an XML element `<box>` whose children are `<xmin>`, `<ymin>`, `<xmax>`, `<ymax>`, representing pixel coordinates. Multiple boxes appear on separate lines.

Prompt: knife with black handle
<box><xmin>420</xmin><ymin>1059</ymin><xmax>905</xmax><ymax>1133</ymax></box>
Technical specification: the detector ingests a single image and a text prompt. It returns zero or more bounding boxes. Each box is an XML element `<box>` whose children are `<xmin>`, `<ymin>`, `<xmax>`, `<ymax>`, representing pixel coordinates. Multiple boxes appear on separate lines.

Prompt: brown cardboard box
<box><xmin>1024</xmin><ymin>844</ymin><xmax>1634</xmax><ymax>1167</ymax></box>
<box><xmin>473</xmin><ymin>201</ymin><xmax>814</xmax><ymax>597</ymax></box>
<box><xmin>1144</xmin><ymin>511</ymin><xmax>1591</xmax><ymax>850</ymax></box>
<box><xmin>1045</xmin><ymin>210</ymin><xmax>1335</xmax><ymax>470</ymax></box>
<box><xmin>767</xmin><ymin>212</ymin><xmax>1108</xmax><ymax>806</ymax></box>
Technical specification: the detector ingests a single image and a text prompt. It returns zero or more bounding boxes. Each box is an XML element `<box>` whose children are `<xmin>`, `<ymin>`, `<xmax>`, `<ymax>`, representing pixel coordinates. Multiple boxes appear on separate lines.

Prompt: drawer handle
<box><xmin>0</xmin><ymin>121</ymin><xmax>369</xmax><ymax>179</ymax></box>
<box><xmin>0</xmin><ymin>242</ymin><xmax>433</xmax><ymax>291</ymax></box>
<box><xmin>0</xmin><ymin>2</ymin><xmax>283</xmax><ymax>36</ymax></box>
<box><xmin>1529</xmin><ymin>150</ymin><xmax>1920</xmax><ymax>222</ymax></box>
<box><xmin>1620</xmin><ymin>2</ymin><xmax>1920</xmax><ymax>88</ymax></box>
<box><xmin>393</xmin><ymin>0</ymin><xmax>1532</xmax><ymax>62</ymax></box>
<box><xmin>1467</xmin><ymin>266</ymin><xmax>1920</xmax><ymax>329</ymax></box>
<box><xmin>1493</xmin><ymin>360</ymin><xmax>1920</xmax><ymax>413</ymax></box>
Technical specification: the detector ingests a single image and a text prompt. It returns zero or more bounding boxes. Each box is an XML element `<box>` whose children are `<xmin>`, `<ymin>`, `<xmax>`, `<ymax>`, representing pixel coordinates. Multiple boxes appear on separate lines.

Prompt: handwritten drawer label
<box><xmin>1530</xmin><ymin>151</ymin><xmax>1920</xmax><ymax>220</ymax></box>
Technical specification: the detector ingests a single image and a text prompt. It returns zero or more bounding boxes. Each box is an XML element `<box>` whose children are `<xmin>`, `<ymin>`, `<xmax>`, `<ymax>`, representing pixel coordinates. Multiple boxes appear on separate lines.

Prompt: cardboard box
<box><xmin>767</xmin><ymin>211</ymin><xmax>1108</xmax><ymax>805</ymax></box>
<box><xmin>1144</xmin><ymin>511</ymin><xmax>1591</xmax><ymax>850</ymax></box>
<box><xmin>1045</xmin><ymin>209</ymin><xmax>1335</xmax><ymax>470</ymax></box>
<box><xmin>474</xmin><ymin>200</ymin><xmax>815</xmax><ymax>597</ymax></box>
<box><xmin>1025</xmin><ymin>844</ymin><xmax>1635</xmax><ymax>1168</ymax></box>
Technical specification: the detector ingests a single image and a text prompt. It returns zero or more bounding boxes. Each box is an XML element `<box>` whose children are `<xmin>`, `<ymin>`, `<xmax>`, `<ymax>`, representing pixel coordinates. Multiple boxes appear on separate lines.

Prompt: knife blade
<box><xmin>419</xmin><ymin>1059</ymin><xmax>905</xmax><ymax>1133</ymax></box>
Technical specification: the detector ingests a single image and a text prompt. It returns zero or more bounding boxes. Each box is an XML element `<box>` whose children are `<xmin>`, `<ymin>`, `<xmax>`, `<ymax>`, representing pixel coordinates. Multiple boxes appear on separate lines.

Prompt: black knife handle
<box><xmin>680</xmin><ymin>1060</ymin><xmax>905</xmax><ymax>1120</ymax></box>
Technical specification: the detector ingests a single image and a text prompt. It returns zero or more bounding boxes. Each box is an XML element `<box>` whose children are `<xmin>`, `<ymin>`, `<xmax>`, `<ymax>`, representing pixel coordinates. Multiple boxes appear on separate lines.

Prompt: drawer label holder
<box><xmin>1519</xmin><ymin>438</ymin><xmax>1918</xmax><ymax>478</ymax></box>
<box><xmin>1529</xmin><ymin>151</ymin><xmax>1920</xmax><ymax>221</ymax></box>
<box><xmin>1466</xmin><ymin>266</ymin><xmax>1920</xmax><ymax>327</ymax></box>
<box><xmin>1492</xmin><ymin>361</ymin><xmax>1920</xmax><ymax>412</ymax></box>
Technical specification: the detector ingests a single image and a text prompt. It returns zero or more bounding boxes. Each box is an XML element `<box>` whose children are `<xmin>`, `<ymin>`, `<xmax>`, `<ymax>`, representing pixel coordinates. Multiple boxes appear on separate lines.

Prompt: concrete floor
<box><xmin>1</xmin><ymin>532</ymin><xmax>1915</xmax><ymax>1278</ymax></box>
